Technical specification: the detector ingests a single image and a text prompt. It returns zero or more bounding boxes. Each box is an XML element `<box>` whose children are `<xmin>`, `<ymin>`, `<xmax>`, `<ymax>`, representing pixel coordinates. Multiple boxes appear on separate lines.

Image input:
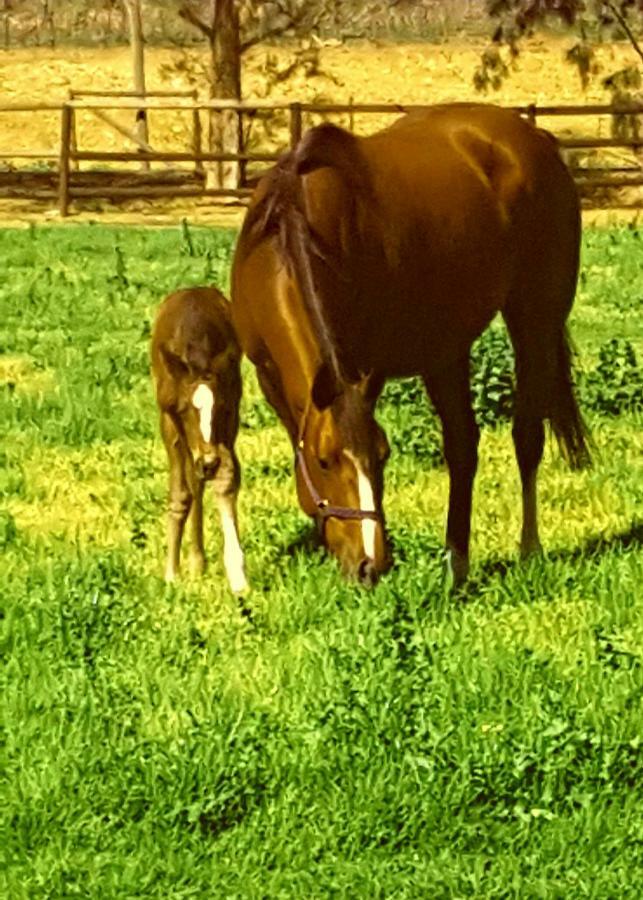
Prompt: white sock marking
<box><xmin>218</xmin><ymin>495</ymin><xmax>249</xmax><ymax>595</ymax></box>
<box><xmin>192</xmin><ymin>383</ymin><xmax>214</xmax><ymax>443</ymax></box>
<box><xmin>345</xmin><ymin>451</ymin><xmax>376</xmax><ymax>561</ymax></box>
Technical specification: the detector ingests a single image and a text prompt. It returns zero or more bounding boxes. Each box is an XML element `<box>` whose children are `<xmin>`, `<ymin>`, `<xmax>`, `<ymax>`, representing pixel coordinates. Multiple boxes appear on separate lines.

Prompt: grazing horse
<box><xmin>231</xmin><ymin>104</ymin><xmax>590</xmax><ymax>587</ymax></box>
<box><xmin>151</xmin><ymin>287</ymin><xmax>249</xmax><ymax>594</ymax></box>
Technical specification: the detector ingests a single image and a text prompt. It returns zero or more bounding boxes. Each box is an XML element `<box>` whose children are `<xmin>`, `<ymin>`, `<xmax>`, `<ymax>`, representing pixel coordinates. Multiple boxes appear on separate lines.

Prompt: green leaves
<box><xmin>471</xmin><ymin>325</ymin><xmax>515</xmax><ymax>428</ymax></box>
<box><xmin>581</xmin><ymin>337</ymin><xmax>643</xmax><ymax>415</ymax></box>
<box><xmin>377</xmin><ymin>377</ymin><xmax>444</xmax><ymax>464</ymax></box>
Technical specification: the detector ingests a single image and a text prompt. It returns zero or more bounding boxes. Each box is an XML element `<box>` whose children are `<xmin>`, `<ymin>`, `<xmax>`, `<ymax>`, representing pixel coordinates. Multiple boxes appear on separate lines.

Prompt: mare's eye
<box><xmin>318</xmin><ymin>457</ymin><xmax>330</xmax><ymax>472</ymax></box>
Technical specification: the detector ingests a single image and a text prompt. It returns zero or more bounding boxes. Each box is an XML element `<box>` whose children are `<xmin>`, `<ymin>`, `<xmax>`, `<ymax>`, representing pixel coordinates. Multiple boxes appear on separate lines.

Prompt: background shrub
<box><xmin>581</xmin><ymin>338</ymin><xmax>643</xmax><ymax>415</ymax></box>
<box><xmin>376</xmin><ymin>323</ymin><xmax>516</xmax><ymax>463</ymax></box>
<box><xmin>470</xmin><ymin>326</ymin><xmax>515</xmax><ymax>427</ymax></box>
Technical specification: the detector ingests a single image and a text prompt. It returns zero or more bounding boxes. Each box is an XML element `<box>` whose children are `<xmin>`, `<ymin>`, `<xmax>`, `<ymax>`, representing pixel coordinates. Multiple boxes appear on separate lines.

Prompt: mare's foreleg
<box><xmin>161</xmin><ymin>412</ymin><xmax>192</xmax><ymax>582</ymax></box>
<box><xmin>213</xmin><ymin>448</ymin><xmax>249</xmax><ymax>595</ymax></box>
<box><xmin>424</xmin><ymin>357</ymin><xmax>479</xmax><ymax>588</ymax></box>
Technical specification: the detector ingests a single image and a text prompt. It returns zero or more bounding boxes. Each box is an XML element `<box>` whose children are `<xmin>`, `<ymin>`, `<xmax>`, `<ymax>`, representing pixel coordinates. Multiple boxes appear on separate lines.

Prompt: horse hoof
<box><xmin>189</xmin><ymin>555</ymin><xmax>207</xmax><ymax>577</ymax></box>
<box><xmin>229</xmin><ymin>573</ymin><xmax>250</xmax><ymax>596</ymax></box>
<box><xmin>446</xmin><ymin>548</ymin><xmax>469</xmax><ymax>591</ymax></box>
<box><xmin>520</xmin><ymin>540</ymin><xmax>543</xmax><ymax>560</ymax></box>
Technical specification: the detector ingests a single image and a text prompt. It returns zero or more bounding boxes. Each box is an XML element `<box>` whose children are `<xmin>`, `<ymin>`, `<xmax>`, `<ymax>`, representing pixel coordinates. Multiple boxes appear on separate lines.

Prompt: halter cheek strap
<box><xmin>295</xmin><ymin>440</ymin><xmax>380</xmax><ymax>523</ymax></box>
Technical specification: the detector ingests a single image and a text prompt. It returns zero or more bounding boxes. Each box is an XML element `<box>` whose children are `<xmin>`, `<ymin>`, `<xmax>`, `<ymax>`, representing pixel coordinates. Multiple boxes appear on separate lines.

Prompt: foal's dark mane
<box><xmin>239</xmin><ymin>124</ymin><xmax>373</xmax><ymax>385</ymax></box>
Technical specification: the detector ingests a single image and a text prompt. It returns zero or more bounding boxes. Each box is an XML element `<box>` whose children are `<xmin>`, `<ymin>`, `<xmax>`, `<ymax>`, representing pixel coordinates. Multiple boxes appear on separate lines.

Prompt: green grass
<box><xmin>1</xmin><ymin>223</ymin><xmax>642</xmax><ymax>898</ymax></box>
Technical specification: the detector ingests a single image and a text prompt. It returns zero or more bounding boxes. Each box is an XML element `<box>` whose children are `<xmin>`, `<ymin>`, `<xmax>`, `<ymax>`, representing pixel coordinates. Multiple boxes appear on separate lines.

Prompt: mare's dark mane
<box><xmin>239</xmin><ymin>125</ymin><xmax>373</xmax><ymax>385</ymax></box>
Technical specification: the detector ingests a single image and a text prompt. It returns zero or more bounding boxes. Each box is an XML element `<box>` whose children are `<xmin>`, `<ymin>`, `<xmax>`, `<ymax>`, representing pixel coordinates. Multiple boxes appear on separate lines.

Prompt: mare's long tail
<box><xmin>549</xmin><ymin>327</ymin><xmax>591</xmax><ymax>470</ymax></box>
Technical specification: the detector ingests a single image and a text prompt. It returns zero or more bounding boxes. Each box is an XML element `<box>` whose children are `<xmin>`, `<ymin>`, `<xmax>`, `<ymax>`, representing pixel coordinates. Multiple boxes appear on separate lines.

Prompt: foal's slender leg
<box><xmin>161</xmin><ymin>412</ymin><xmax>192</xmax><ymax>582</ymax></box>
<box><xmin>423</xmin><ymin>357</ymin><xmax>479</xmax><ymax>587</ymax></box>
<box><xmin>188</xmin><ymin>476</ymin><xmax>207</xmax><ymax>576</ymax></box>
<box><xmin>214</xmin><ymin>449</ymin><xmax>249</xmax><ymax>595</ymax></box>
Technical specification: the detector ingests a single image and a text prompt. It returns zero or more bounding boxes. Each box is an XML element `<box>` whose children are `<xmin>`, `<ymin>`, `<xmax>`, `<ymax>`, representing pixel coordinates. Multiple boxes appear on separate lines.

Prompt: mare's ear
<box><xmin>161</xmin><ymin>345</ymin><xmax>189</xmax><ymax>380</ymax></box>
<box><xmin>311</xmin><ymin>361</ymin><xmax>342</xmax><ymax>411</ymax></box>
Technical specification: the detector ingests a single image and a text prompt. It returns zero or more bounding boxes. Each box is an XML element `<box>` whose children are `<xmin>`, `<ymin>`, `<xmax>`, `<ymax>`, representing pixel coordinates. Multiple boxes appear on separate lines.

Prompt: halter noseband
<box><xmin>295</xmin><ymin>439</ymin><xmax>380</xmax><ymax>523</ymax></box>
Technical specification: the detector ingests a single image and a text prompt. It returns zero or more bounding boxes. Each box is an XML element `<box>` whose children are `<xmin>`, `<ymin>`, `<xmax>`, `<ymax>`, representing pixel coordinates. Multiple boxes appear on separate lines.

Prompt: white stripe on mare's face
<box><xmin>345</xmin><ymin>451</ymin><xmax>376</xmax><ymax>560</ymax></box>
<box><xmin>192</xmin><ymin>383</ymin><xmax>214</xmax><ymax>443</ymax></box>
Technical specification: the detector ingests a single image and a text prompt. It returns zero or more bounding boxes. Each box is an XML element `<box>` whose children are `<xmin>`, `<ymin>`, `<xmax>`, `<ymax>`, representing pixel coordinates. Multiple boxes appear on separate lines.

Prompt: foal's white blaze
<box><xmin>192</xmin><ymin>383</ymin><xmax>214</xmax><ymax>443</ymax></box>
<box><xmin>345</xmin><ymin>450</ymin><xmax>376</xmax><ymax>560</ymax></box>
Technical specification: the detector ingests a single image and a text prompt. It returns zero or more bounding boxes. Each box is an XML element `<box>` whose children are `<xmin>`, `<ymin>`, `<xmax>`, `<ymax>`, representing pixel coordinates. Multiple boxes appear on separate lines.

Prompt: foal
<box><xmin>151</xmin><ymin>287</ymin><xmax>248</xmax><ymax>594</ymax></box>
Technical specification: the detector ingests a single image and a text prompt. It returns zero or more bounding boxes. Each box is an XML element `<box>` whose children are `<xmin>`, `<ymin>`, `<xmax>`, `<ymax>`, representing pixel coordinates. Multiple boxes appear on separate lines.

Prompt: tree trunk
<box><xmin>124</xmin><ymin>0</ymin><xmax>149</xmax><ymax>171</ymax></box>
<box><xmin>2</xmin><ymin>0</ymin><xmax>10</xmax><ymax>50</ymax></box>
<box><xmin>209</xmin><ymin>0</ymin><xmax>243</xmax><ymax>192</ymax></box>
<box><xmin>41</xmin><ymin>1</ymin><xmax>55</xmax><ymax>47</ymax></box>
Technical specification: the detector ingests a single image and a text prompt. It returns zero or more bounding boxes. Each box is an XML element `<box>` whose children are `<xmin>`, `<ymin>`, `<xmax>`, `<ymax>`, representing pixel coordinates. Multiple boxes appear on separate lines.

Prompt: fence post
<box><xmin>349</xmin><ymin>95</ymin><xmax>354</xmax><ymax>133</ymax></box>
<box><xmin>527</xmin><ymin>103</ymin><xmax>537</xmax><ymax>126</ymax></box>
<box><xmin>67</xmin><ymin>90</ymin><xmax>78</xmax><ymax>170</ymax></box>
<box><xmin>192</xmin><ymin>92</ymin><xmax>203</xmax><ymax>177</ymax></box>
<box><xmin>290</xmin><ymin>102</ymin><xmax>302</xmax><ymax>148</ymax></box>
<box><xmin>58</xmin><ymin>103</ymin><xmax>72</xmax><ymax>217</ymax></box>
<box><xmin>237</xmin><ymin>107</ymin><xmax>246</xmax><ymax>187</ymax></box>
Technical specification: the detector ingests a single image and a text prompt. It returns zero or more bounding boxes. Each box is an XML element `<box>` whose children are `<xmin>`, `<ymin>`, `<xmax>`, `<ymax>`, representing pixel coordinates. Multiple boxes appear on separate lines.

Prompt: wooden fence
<box><xmin>0</xmin><ymin>98</ymin><xmax>640</xmax><ymax>215</ymax></box>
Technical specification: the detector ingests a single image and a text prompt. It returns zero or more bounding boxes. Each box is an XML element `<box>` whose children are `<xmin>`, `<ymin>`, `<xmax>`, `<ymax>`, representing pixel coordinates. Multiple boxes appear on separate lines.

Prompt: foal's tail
<box><xmin>549</xmin><ymin>327</ymin><xmax>591</xmax><ymax>470</ymax></box>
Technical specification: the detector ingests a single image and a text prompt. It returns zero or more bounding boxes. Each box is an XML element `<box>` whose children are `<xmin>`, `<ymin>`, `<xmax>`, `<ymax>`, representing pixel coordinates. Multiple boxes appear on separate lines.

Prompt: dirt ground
<box><xmin>0</xmin><ymin>37</ymin><xmax>639</xmax><ymax>226</ymax></box>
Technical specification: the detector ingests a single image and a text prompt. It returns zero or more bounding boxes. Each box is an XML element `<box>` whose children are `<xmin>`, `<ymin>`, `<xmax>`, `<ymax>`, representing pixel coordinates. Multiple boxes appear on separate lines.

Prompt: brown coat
<box><xmin>151</xmin><ymin>287</ymin><xmax>248</xmax><ymax>593</ymax></box>
<box><xmin>232</xmin><ymin>104</ymin><xmax>588</xmax><ymax>585</ymax></box>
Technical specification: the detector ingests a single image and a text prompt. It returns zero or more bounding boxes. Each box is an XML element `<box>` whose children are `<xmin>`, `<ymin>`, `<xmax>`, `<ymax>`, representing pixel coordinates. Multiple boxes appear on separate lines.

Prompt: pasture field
<box><xmin>1</xmin><ymin>223</ymin><xmax>643</xmax><ymax>897</ymax></box>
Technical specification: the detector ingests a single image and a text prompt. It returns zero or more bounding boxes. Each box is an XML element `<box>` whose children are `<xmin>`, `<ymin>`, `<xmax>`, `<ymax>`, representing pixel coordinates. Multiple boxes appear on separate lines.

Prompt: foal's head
<box><xmin>295</xmin><ymin>366</ymin><xmax>391</xmax><ymax>585</ymax></box>
<box><xmin>160</xmin><ymin>330</ymin><xmax>240</xmax><ymax>481</ymax></box>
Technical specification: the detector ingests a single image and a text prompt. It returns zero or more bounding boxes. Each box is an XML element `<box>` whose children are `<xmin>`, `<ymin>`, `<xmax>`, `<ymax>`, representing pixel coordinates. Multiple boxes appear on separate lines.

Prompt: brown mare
<box><xmin>151</xmin><ymin>287</ymin><xmax>249</xmax><ymax>594</ymax></box>
<box><xmin>231</xmin><ymin>104</ymin><xmax>590</xmax><ymax>587</ymax></box>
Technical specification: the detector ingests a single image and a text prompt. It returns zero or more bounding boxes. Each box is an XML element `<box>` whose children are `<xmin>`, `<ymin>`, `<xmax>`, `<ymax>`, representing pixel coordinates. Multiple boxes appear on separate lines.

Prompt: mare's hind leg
<box><xmin>423</xmin><ymin>356</ymin><xmax>479</xmax><ymax>588</ymax></box>
<box><xmin>213</xmin><ymin>447</ymin><xmax>249</xmax><ymax>595</ymax></box>
<box><xmin>161</xmin><ymin>412</ymin><xmax>192</xmax><ymax>582</ymax></box>
<box><xmin>513</xmin><ymin>410</ymin><xmax>545</xmax><ymax>558</ymax></box>
<box><xmin>502</xmin><ymin>310</ymin><xmax>549</xmax><ymax>558</ymax></box>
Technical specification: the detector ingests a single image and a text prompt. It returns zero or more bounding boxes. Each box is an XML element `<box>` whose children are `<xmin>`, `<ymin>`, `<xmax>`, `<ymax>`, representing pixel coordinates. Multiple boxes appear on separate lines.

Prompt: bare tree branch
<box><xmin>178</xmin><ymin>2</ymin><xmax>213</xmax><ymax>40</ymax></box>
<box><xmin>240</xmin><ymin>6</ymin><xmax>306</xmax><ymax>53</ymax></box>
<box><xmin>240</xmin><ymin>23</ymin><xmax>293</xmax><ymax>53</ymax></box>
<box><xmin>604</xmin><ymin>0</ymin><xmax>643</xmax><ymax>67</ymax></box>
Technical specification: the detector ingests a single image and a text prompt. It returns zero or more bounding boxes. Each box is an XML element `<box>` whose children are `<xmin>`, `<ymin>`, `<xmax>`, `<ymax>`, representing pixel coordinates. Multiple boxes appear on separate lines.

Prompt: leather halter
<box><xmin>295</xmin><ymin>438</ymin><xmax>380</xmax><ymax>523</ymax></box>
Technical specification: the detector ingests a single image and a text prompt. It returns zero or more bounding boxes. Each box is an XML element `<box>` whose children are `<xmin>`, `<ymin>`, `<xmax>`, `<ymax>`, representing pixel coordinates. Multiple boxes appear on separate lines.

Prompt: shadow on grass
<box><xmin>284</xmin><ymin>523</ymin><xmax>323</xmax><ymax>556</ymax></box>
<box><xmin>253</xmin><ymin>519</ymin><xmax>642</xmax><ymax>609</ymax></box>
<box><xmin>469</xmin><ymin>520</ymin><xmax>643</xmax><ymax>588</ymax></box>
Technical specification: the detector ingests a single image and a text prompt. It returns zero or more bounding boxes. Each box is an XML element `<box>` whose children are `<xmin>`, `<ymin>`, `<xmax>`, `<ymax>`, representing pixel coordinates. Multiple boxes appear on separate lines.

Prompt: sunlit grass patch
<box><xmin>0</xmin><ymin>354</ymin><xmax>56</xmax><ymax>395</ymax></box>
<box><xmin>478</xmin><ymin>596</ymin><xmax>597</xmax><ymax>669</ymax></box>
<box><xmin>7</xmin><ymin>444</ymin><xmax>129</xmax><ymax>542</ymax></box>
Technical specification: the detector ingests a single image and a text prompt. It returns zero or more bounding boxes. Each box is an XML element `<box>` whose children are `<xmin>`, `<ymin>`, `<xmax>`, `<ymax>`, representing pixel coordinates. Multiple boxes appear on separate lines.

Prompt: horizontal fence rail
<box><xmin>0</xmin><ymin>98</ymin><xmax>639</xmax><ymax>215</ymax></box>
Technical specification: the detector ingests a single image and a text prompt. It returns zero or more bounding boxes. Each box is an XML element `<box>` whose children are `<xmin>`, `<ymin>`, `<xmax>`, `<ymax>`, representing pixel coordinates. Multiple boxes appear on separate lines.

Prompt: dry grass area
<box><xmin>1</xmin><ymin>37</ymin><xmax>635</xmax><ymax>150</ymax></box>
<box><xmin>0</xmin><ymin>36</ymin><xmax>639</xmax><ymax>224</ymax></box>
